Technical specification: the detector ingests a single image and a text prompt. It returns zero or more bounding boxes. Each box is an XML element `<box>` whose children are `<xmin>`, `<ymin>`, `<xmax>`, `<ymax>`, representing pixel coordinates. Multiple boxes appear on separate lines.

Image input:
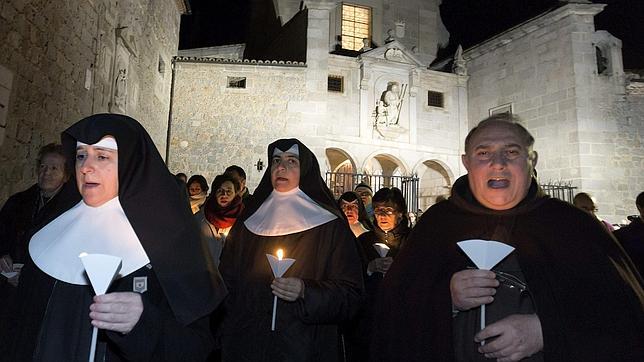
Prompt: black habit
<box><xmin>371</xmin><ymin>175</ymin><xmax>644</xmax><ymax>361</ymax></box>
<box><xmin>218</xmin><ymin>139</ymin><xmax>364</xmax><ymax>362</ymax></box>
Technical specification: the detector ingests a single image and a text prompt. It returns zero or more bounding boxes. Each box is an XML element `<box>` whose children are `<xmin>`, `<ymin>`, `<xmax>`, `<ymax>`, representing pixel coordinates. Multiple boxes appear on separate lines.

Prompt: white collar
<box><xmin>244</xmin><ymin>187</ymin><xmax>336</xmax><ymax>236</ymax></box>
<box><xmin>29</xmin><ymin>197</ymin><xmax>150</xmax><ymax>285</ymax></box>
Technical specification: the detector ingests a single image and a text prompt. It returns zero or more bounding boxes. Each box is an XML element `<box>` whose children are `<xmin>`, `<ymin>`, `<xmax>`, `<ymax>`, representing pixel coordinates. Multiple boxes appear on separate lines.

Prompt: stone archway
<box><xmin>325</xmin><ymin>148</ymin><xmax>356</xmax><ymax>198</ymax></box>
<box><xmin>418</xmin><ymin>160</ymin><xmax>452</xmax><ymax>211</ymax></box>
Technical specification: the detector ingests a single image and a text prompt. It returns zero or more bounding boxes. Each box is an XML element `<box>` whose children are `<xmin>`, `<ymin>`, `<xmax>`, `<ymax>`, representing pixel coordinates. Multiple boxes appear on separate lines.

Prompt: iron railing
<box><xmin>325</xmin><ymin>172</ymin><xmax>419</xmax><ymax>213</ymax></box>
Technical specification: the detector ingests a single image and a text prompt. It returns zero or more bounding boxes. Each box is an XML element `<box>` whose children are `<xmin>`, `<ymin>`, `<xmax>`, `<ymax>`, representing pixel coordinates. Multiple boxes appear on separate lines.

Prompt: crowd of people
<box><xmin>0</xmin><ymin>112</ymin><xmax>642</xmax><ymax>361</ymax></box>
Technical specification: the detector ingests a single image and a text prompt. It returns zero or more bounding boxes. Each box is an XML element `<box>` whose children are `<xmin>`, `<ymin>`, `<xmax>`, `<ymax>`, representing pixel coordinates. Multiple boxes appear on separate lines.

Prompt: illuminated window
<box><xmin>342</xmin><ymin>4</ymin><xmax>371</xmax><ymax>51</ymax></box>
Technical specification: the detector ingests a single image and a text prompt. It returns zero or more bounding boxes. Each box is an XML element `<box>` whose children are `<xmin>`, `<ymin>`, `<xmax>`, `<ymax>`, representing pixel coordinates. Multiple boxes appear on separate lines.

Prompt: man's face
<box><xmin>38</xmin><ymin>153</ymin><xmax>67</xmax><ymax>196</ymax></box>
<box><xmin>227</xmin><ymin>170</ymin><xmax>246</xmax><ymax>194</ymax></box>
<box><xmin>462</xmin><ymin>122</ymin><xmax>537</xmax><ymax>210</ymax></box>
<box><xmin>355</xmin><ymin>187</ymin><xmax>372</xmax><ymax>206</ymax></box>
<box><xmin>271</xmin><ymin>153</ymin><xmax>300</xmax><ymax>192</ymax></box>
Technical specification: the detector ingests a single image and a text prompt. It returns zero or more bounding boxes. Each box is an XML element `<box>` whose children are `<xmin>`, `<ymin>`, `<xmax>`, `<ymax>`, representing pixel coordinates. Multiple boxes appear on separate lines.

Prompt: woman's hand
<box><xmin>89</xmin><ymin>292</ymin><xmax>144</xmax><ymax>334</ymax></box>
<box><xmin>271</xmin><ymin>277</ymin><xmax>305</xmax><ymax>301</ymax></box>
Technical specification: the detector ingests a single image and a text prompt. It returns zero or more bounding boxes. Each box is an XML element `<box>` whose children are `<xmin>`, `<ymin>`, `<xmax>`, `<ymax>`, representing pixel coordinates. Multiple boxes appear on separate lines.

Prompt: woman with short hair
<box><xmin>187</xmin><ymin>174</ymin><xmax>209</xmax><ymax>214</ymax></box>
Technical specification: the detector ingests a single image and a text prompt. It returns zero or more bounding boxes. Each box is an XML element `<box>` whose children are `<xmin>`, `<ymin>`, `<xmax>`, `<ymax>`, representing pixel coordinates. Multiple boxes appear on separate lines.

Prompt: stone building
<box><xmin>0</xmin><ymin>0</ymin><xmax>189</xmax><ymax>199</ymax></box>
<box><xmin>0</xmin><ymin>0</ymin><xmax>641</xmax><ymax>223</ymax></box>
<box><xmin>169</xmin><ymin>0</ymin><xmax>643</xmax><ymax>222</ymax></box>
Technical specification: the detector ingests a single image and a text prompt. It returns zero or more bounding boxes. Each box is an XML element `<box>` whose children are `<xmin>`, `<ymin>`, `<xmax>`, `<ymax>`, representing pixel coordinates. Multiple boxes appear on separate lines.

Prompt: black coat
<box><xmin>371</xmin><ymin>176</ymin><xmax>644</xmax><ymax>361</ymax></box>
<box><xmin>345</xmin><ymin>223</ymin><xmax>409</xmax><ymax>362</ymax></box>
<box><xmin>0</xmin><ymin>184</ymin><xmax>61</xmax><ymax>263</ymax></box>
<box><xmin>614</xmin><ymin>217</ymin><xmax>644</xmax><ymax>276</ymax></box>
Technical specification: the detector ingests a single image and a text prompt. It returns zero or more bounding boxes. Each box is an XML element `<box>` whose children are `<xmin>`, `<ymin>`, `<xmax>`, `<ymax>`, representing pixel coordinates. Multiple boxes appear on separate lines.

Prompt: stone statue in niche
<box><xmin>452</xmin><ymin>45</ymin><xmax>467</xmax><ymax>76</ymax></box>
<box><xmin>113</xmin><ymin>68</ymin><xmax>127</xmax><ymax>111</ymax></box>
<box><xmin>374</xmin><ymin>81</ymin><xmax>406</xmax><ymax>127</ymax></box>
<box><xmin>385</xmin><ymin>29</ymin><xmax>395</xmax><ymax>43</ymax></box>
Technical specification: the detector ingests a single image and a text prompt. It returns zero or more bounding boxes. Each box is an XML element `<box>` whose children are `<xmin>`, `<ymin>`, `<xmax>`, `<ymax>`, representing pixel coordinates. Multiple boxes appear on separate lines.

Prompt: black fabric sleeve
<box><xmin>296</xmin><ymin>222</ymin><xmax>364</xmax><ymax>324</ymax></box>
<box><xmin>106</xmin><ymin>295</ymin><xmax>213</xmax><ymax>361</ymax></box>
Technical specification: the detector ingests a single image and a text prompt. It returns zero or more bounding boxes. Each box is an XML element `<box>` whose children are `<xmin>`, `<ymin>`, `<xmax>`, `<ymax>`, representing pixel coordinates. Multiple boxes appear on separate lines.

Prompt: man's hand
<box><xmin>367</xmin><ymin>257</ymin><xmax>393</xmax><ymax>274</ymax></box>
<box><xmin>450</xmin><ymin>269</ymin><xmax>499</xmax><ymax>311</ymax></box>
<box><xmin>475</xmin><ymin>314</ymin><xmax>544</xmax><ymax>362</ymax></box>
<box><xmin>89</xmin><ymin>292</ymin><xmax>144</xmax><ymax>334</ymax></box>
<box><xmin>271</xmin><ymin>277</ymin><xmax>305</xmax><ymax>301</ymax></box>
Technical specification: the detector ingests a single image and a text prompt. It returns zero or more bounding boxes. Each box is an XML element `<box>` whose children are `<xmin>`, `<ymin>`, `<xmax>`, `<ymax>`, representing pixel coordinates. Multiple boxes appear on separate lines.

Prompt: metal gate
<box><xmin>540</xmin><ymin>181</ymin><xmax>577</xmax><ymax>203</ymax></box>
<box><xmin>324</xmin><ymin>172</ymin><xmax>420</xmax><ymax>213</ymax></box>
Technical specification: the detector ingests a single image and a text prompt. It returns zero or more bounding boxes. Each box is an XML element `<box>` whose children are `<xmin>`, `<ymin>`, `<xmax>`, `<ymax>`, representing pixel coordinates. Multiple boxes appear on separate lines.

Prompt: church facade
<box><xmin>168</xmin><ymin>0</ymin><xmax>643</xmax><ymax>222</ymax></box>
<box><xmin>0</xmin><ymin>0</ymin><xmax>641</xmax><ymax>223</ymax></box>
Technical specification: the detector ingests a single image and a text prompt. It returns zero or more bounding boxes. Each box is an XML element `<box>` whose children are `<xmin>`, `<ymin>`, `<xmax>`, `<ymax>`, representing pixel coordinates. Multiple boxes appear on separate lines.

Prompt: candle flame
<box><xmin>276</xmin><ymin>249</ymin><xmax>284</xmax><ymax>260</ymax></box>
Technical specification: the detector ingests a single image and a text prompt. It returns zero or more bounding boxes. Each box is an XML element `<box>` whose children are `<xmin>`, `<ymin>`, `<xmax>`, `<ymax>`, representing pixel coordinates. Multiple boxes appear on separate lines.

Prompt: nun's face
<box><xmin>75</xmin><ymin>137</ymin><xmax>119</xmax><ymax>207</ymax></box>
<box><xmin>340</xmin><ymin>199</ymin><xmax>360</xmax><ymax>224</ymax></box>
<box><xmin>271</xmin><ymin>152</ymin><xmax>300</xmax><ymax>192</ymax></box>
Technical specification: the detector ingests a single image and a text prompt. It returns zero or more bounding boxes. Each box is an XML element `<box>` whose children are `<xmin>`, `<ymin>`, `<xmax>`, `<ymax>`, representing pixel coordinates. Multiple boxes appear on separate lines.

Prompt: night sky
<box><xmin>180</xmin><ymin>0</ymin><xmax>643</xmax><ymax>69</ymax></box>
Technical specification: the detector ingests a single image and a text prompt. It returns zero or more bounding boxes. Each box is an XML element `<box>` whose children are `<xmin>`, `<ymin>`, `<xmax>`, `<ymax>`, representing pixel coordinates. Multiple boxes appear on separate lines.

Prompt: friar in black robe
<box><xmin>0</xmin><ymin>114</ymin><xmax>227</xmax><ymax>361</ymax></box>
<box><xmin>218</xmin><ymin>138</ymin><xmax>364</xmax><ymax>362</ymax></box>
<box><xmin>371</xmin><ymin>174</ymin><xmax>644</xmax><ymax>361</ymax></box>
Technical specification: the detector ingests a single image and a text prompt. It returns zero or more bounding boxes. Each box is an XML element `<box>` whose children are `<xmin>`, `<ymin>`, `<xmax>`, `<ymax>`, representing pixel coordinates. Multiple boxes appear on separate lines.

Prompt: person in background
<box><xmin>224</xmin><ymin>165</ymin><xmax>253</xmax><ymax>204</ymax></box>
<box><xmin>219</xmin><ymin>138</ymin><xmax>363</xmax><ymax>361</ymax></box>
<box><xmin>175</xmin><ymin>172</ymin><xmax>187</xmax><ymax>184</ymax></box>
<box><xmin>346</xmin><ymin>187</ymin><xmax>410</xmax><ymax>361</ymax></box>
<box><xmin>573</xmin><ymin>192</ymin><xmax>614</xmax><ymax>232</ymax></box>
<box><xmin>0</xmin><ymin>113</ymin><xmax>226</xmax><ymax>361</ymax></box>
<box><xmin>0</xmin><ymin>143</ymin><xmax>70</xmax><ymax>288</ymax></box>
<box><xmin>197</xmin><ymin>174</ymin><xmax>244</xmax><ymax>266</ymax></box>
<box><xmin>354</xmin><ymin>182</ymin><xmax>374</xmax><ymax>221</ymax></box>
<box><xmin>614</xmin><ymin>191</ymin><xmax>644</xmax><ymax>276</ymax></box>
<box><xmin>338</xmin><ymin>191</ymin><xmax>373</xmax><ymax>238</ymax></box>
<box><xmin>371</xmin><ymin>113</ymin><xmax>643</xmax><ymax>361</ymax></box>
<box><xmin>188</xmin><ymin>174</ymin><xmax>209</xmax><ymax>214</ymax></box>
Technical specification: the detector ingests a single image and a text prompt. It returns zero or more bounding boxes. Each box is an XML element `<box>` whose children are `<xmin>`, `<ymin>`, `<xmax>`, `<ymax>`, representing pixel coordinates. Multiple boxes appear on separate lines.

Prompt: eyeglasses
<box><xmin>374</xmin><ymin>207</ymin><xmax>397</xmax><ymax>216</ymax></box>
<box><xmin>495</xmin><ymin>270</ymin><xmax>528</xmax><ymax>293</ymax></box>
<box><xmin>216</xmin><ymin>189</ymin><xmax>234</xmax><ymax>197</ymax></box>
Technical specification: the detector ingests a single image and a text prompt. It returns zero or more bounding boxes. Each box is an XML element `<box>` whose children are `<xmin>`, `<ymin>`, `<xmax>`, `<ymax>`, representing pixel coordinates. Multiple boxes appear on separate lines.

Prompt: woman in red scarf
<box><xmin>197</xmin><ymin>174</ymin><xmax>245</xmax><ymax>266</ymax></box>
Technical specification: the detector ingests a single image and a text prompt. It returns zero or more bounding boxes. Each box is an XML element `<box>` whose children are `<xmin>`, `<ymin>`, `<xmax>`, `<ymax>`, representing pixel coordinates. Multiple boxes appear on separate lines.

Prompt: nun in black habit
<box><xmin>218</xmin><ymin>138</ymin><xmax>364</xmax><ymax>362</ymax></box>
<box><xmin>0</xmin><ymin>114</ymin><xmax>227</xmax><ymax>361</ymax></box>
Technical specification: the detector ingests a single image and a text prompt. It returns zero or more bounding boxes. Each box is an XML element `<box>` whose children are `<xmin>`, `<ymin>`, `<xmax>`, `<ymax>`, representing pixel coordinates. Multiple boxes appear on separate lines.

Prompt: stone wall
<box><xmin>464</xmin><ymin>3</ymin><xmax>643</xmax><ymax>222</ymax></box>
<box><xmin>168</xmin><ymin>60</ymin><xmax>309</xmax><ymax>188</ymax></box>
<box><xmin>0</xmin><ymin>0</ymin><xmax>184</xmax><ymax>202</ymax></box>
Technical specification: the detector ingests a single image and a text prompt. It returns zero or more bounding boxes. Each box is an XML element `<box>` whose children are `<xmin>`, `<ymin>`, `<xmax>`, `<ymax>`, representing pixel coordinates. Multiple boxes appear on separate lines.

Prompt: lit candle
<box><xmin>276</xmin><ymin>249</ymin><xmax>284</xmax><ymax>260</ymax></box>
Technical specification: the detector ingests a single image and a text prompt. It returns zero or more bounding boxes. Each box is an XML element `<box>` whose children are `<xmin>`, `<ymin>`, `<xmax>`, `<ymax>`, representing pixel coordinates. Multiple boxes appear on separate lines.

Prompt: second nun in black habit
<box><xmin>0</xmin><ymin>114</ymin><xmax>227</xmax><ymax>361</ymax></box>
<box><xmin>219</xmin><ymin>138</ymin><xmax>364</xmax><ymax>362</ymax></box>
